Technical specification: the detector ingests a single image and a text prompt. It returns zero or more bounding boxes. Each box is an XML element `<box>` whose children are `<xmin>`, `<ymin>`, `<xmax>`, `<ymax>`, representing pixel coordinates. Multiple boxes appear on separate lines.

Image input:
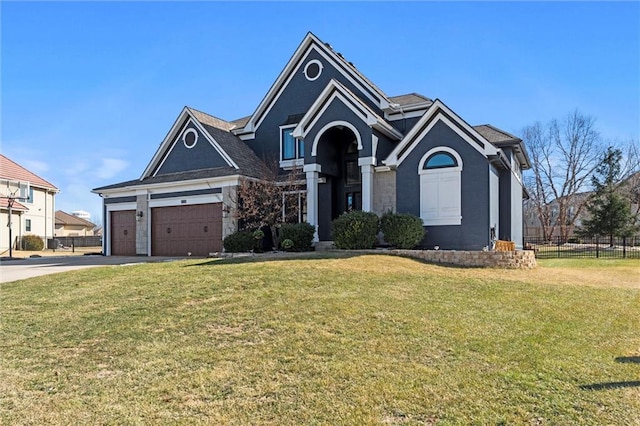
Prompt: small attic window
<box><xmin>183</xmin><ymin>128</ymin><xmax>198</xmax><ymax>149</ymax></box>
<box><xmin>304</xmin><ymin>60</ymin><xmax>323</xmax><ymax>81</ymax></box>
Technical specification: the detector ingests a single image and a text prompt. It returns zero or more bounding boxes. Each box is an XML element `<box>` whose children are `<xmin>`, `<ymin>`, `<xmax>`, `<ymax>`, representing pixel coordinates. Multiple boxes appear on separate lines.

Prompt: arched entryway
<box><xmin>314</xmin><ymin>124</ymin><xmax>362</xmax><ymax>240</ymax></box>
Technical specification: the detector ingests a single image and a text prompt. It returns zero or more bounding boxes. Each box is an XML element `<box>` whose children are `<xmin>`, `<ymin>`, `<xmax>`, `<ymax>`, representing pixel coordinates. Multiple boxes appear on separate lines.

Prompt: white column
<box><xmin>304</xmin><ymin>163</ymin><xmax>321</xmax><ymax>241</ymax></box>
<box><xmin>358</xmin><ymin>157</ymin><xmax>376</xmax><ymax>212</ymax></box>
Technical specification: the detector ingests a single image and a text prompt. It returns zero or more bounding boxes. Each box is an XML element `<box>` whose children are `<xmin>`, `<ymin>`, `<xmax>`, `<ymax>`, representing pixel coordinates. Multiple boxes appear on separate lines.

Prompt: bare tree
<box><xmin>523</xmin><ymin>111</ymin><xmax>604</xmax><ymax>241</ymax></box>
<box><xmin>228</xmin><ymin>159</ymin><xmax>304</xmax><ymax>249</ymax></box>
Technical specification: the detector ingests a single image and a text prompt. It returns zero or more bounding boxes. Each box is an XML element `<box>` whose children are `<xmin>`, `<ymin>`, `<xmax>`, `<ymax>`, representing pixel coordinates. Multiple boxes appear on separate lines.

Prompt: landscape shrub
<box><xmin>223</xmin><ymin>230</ymin><xmax>258</xmax><ymax>253</ymax></box>
<box><xmin>280</xmin><ymin>239</ymin><xmax>294</xmax><ymax>250</ymax></box>
<box><xmin>279</xmin><ymin>222</ymin><xmax>315</xmax><ymax>251</ymax></box>
<box><xmin>21</xmin><ymin>235</ymin><xmax>44</xmax><ymax>251</ymax></box>
<box><xmin>331</xmin><ymin>211</ymin><xmax>379</xmax><ymax>249</ymax></box>
<box><xmin>380</xmin><ymin>212</ymin><xmax>426</xmax><ymax>249</ymax></box>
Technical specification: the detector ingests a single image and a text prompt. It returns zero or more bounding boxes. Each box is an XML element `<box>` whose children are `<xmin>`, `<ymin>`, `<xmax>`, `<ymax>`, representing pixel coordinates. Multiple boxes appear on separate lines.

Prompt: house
<box><xmin>93</xmin><ymin>33</ymin><xmax>530</xmax><ymax>256</ymax></box>
<box><xmin>55</xmin><ymin>210</ymin><xmax>97</xmax><ymax>237</ymax></box>
<box><xmin>0</xmin><ymin>154</ymin><xmax>59</xmax><ymax>251</ymax></box>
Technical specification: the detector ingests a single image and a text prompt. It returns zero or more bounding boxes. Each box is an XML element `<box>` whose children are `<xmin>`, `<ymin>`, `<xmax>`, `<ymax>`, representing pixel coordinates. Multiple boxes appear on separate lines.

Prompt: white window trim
<box><xmin>418</xmin><ymin>147</ymin><xmax>463</xmax><ymax>226</ymax></box>
<box><xmin>303</xmin><ymin>59</ymin><xmax>323</xmax><ymax>81</ymax></box>
<box><xmin>182</xmin><ymin>128</ymin><xmax>198</xmax><ymax>149</ymax></box>
<box><xmin>280</xmin><ymin>124</ymin><xmax>304</xmax><ymax>169</ymax></box>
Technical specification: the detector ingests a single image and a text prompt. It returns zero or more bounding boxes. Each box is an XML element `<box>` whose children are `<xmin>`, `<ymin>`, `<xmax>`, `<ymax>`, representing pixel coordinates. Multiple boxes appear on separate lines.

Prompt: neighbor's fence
<box><xmin>15</xmin><ymin>235</ymin><xmax>103</xmax><ymax>251</ymax></box>
<box><xmin>524</xmin><ymin>236</ymin><xmax>640</xmax><ymax>259</ymax></box>
<box><xmin>48</xmin><ymin>236</ymin><xmax>103</xmax><ymax>249</ymax></box>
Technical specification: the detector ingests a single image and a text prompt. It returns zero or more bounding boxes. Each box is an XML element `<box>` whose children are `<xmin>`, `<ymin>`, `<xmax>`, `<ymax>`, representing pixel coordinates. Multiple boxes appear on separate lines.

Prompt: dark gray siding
<box><xmin>499</xmin><ymin>168</ymin><xmax>512</xmax><ymax>241</ymax></box>
<box><xmin>156</xmin><ymin>123</ymin><xmax>229</xmax><ymax>175</ymax></box>
<box><xmin>389</xmin><ymin>116</ymin><xmax>422</xmax><ymax>135</ymax></box>
<box><xmin>104</xmin><ymin>196</ymin><xmax>137</xmax><ymax>204</ymax></box>
<box><xmin>150</xmin><ymin>188</ymin><xmax>222</xmax><ymax>199</ymax></box>
<box><xmin>247</xmin><ymin>49</ymin><xmax>384</xmax><ymax>162</ymax></box>
<box><xmin>396</xmin><ymin>120</ymin><xmax>490</xmax><ymax>250</ymax></box>
<box><xmin>373</xmin><ymin>130</ymin><xmax>396</xmax><ymax>165</ymax></box>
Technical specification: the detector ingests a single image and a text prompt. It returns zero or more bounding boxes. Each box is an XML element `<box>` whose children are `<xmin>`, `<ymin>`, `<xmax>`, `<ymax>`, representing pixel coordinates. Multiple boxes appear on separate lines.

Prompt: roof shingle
<box><xmin>0</xmin><ymin>155</ymin><xmax>58</xmax><ymax>191</ymax></box>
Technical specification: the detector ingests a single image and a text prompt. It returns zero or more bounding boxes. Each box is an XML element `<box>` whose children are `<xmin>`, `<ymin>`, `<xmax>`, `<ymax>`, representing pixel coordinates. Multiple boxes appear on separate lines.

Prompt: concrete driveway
<box><xmin>0</xmin><ymin>255</ymin><xmax>183</xmax><ymax>283</ymax></box>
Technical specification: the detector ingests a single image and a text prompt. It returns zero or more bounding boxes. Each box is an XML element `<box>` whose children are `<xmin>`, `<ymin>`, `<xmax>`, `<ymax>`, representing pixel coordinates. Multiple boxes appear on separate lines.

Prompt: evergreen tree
<box><xmin>578</xmin><ymin>147</ymin><xmax>637</xmax><ymax>245</ymax></box>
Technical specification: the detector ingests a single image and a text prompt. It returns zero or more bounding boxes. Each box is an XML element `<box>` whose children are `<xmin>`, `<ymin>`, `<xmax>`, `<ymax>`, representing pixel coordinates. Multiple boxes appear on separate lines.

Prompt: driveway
<box><xmin>0</xmin><ymin>255</ymin><xmax>183</xmax><ymax>283</ymax></box>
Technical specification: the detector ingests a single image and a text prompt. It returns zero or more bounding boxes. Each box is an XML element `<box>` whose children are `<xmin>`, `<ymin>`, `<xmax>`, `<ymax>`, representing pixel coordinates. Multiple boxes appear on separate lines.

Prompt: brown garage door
<box><xmin>110</xmin><ymin>210</ymin><xmax>136</xmax><ymax>256</ymax></box>
<box><xmin>151</xmin><ymin>203</ymin><xmax>222</xmax><ymax>256</ymax></box>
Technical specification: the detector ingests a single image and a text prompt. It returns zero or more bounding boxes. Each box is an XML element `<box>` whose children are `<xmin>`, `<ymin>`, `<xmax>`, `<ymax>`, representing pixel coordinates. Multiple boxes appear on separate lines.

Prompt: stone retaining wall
<box><xmin>388</xmin><ymin>249</ymin><xmax>537</xmax><ymax>269</ymax></box>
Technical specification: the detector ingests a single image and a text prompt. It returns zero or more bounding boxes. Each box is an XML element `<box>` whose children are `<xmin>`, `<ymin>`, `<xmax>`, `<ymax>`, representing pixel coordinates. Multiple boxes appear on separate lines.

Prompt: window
<box><xmin>25</xmin><ymin>219</ymin><xmax>31</xmax><ymax>232</ymax></box>
<box><xmin>282</xmin><ymin>191</ymin><xmax>307</xmax><ymax>223</ymax></box>
<box><xmin>303</xmin><ymin>60</ymin><xmax>323</xmax><ymax>81</ymax></box>
<box><xmin>19</xmin><ymin>184</ymin><xmax>33</xmax><ymax>203</ymax></box>
<box><xmin>183</xmin><ymin>128</ymin><xmax>198</xmax><ymax>148</ymax></box>
<box><xmin>280</xmin><ymin>126</ymin><xmax>304</xmax><ymax>167</ymax></box>
<box><xmin>419</xmin><ymin>147</ymin><xmax>463</xmax><ymax>226</ymax></box>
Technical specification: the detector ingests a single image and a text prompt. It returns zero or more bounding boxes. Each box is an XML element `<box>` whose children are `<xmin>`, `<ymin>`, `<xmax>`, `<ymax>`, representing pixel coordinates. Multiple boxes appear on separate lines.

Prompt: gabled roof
<box><xmin>473</xmin><ymin>124</ymin><xmax>520</xmax><ymax>144</ymax></box>
<box><xmin>55</xmin><ymin>210</ymin><xmax>96</xmax><ymax>228</ymax></box>
<box><xmin>0</xmin><ymin>198</ymin><xmax>28</xmax><ymax>211</ymax></box>
<box><xmin>293</xmin><ymin>79</ymin><xmax>403</xmax><ymax>142</ymax></box>
<box><xmin>389</xmin><ymin>93</ymin><xmax>432</xmax><ymax>108</ymax></box>
<box><xmin>141</xmin><ymin>107</ymin><xmax>269</xmax><ymax>180</ymax></box>
<box><xmin>93</xmin><ymin>167</ymin><xmax>242</xmax><ymax>192</ymax></box>
<box><xmin>0</xmin><ymin>154</ymin><xmax>58</xmax><ymax>191</ymax></box>
<box><xmin>384</xmin><ymin>99</ymin><xmax>498</xmax><ymax>167</ymax></box>
<box><xmin>234</xmin><ymin>32</ymin><xmax>393</xmax><ymax>137</ymax></box>
<box><xmin>474</xmin><ymin>124</ymin><xmax>531</xmax><ymax>169</ymax></box>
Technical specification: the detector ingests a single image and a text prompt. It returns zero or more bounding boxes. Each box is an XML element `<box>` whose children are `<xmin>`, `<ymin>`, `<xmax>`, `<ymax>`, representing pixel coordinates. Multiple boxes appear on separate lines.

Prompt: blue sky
<box><xmin>2</xmin><ymin>1</ymin><xmax>639</xmax><ymax>223</ymax></box>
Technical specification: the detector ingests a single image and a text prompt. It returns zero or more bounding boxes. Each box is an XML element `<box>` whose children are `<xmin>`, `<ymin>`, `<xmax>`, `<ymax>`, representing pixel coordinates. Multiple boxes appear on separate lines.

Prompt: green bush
<box><xmin>21</xmin><ymin>234</ymin><xmax>44</xmax><ymax>251</ymax></box>
<box><xmin>331</xmin><ymin>211</ymin><xmax>379</xmax><ymax>250</ymax></box>
<box><xmin>281</xmin><ymin>239</ymin><xmax>294</xmax><ymax>250</ymax></box>
<box><xmin>380</xmin><ymin>212</ymin><xmax>426</xmax><ymax>249</ymax></box>
<box><xmin>223</xmin><ymin>230</ymin><xmax>259</xmax><ymax>253</ymax></box>
<box><xmin>279</xmin><ymin>222</ymin><xmax>315</xmax><ymax>251</ymax></box>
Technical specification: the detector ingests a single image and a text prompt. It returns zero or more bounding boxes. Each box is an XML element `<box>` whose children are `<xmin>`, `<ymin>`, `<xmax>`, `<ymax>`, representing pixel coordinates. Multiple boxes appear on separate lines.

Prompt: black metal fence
<box><xmin>524</xmin><ymin>236</ymin><xmax>640</xmax><ymax>259</ymax></box>
<box><xmin>48</xmin><ymin>236</ymin><xmax>103</xmax><ymax>249</ymax></box>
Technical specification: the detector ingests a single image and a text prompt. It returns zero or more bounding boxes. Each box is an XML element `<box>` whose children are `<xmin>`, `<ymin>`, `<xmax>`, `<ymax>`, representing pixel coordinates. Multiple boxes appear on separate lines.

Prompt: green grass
<box><xmin>1</xmin><ymin>254</ymin><xmax>639</xmax><ymax>424</ymax></box>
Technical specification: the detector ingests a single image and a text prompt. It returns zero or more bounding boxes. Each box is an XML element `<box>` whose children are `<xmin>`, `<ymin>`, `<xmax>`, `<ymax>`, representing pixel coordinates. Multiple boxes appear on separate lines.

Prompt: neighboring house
<box><xmin>55</xmin><ymin>210</ymin><xmax>97</xmax><ymax>237</ymax></box>
<box><xmin>524</xmin><ymin>171</ymin><xmax>640</xmax><ymax>239</ymax></box>
<box><xmin>0</xmin><ymin>154</ymin><xmax>59</xmax><ymax>251</ymax></box>
<box><xmin>93</xmin><ymin>33</ymin><xmax>531</xmax><ymax>256</ymax></box>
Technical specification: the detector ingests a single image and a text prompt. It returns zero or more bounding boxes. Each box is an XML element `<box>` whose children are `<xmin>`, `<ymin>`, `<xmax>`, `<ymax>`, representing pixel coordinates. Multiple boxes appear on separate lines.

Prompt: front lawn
<box><xmin>1</xmin><ymin>254</ymin><xmax>638</xmax><ymax>424</ymax></box>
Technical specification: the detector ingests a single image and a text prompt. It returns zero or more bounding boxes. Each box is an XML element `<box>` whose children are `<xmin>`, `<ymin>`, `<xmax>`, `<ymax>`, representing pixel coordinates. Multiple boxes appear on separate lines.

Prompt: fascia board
<box><xmin>96</xmin><ymin>175</ymin><xmax>243</xmax><ymax>197</ymax></box>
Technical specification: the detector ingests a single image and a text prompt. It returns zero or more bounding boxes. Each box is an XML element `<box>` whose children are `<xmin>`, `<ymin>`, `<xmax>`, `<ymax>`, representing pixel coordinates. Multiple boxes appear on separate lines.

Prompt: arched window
<box><xmin>425</xmin><ymin>152</ymin><xmax>457</xmax><ymax>169</ymax></box>
<box><xmin>418</xmin><ymin>147</ymin><xmax>462</xmax><ymax>226</ymax></box>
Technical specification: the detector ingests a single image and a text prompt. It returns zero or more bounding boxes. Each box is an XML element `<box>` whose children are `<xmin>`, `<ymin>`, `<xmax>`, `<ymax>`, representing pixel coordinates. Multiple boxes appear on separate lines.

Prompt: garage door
<box><xmin>151</xmin><ymin>204</ymin><xmax>222</xmax><ymax>256</ymax></box>
<box><xmin>110</xmin><ymin>210</ymin><xmax>136</xmax><ymax>256</ymax></box>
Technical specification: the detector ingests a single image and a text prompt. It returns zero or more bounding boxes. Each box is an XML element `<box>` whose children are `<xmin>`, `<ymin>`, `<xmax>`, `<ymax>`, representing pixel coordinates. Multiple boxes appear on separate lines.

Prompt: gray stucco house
<box><xmin>93</xmin><ymin>32</ymin><xmax>530</xmax><ymax>256</ymax></box>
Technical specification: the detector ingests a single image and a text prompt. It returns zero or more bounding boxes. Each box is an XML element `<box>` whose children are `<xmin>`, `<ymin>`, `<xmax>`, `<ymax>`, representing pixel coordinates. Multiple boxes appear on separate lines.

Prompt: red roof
<box><xmin>0</xmin><ymin>154</ymin><xmax>58</xmax><ymax>191</ymax></box>
<box><xmin>0</xmin><ymin>198</ymin><xmax>28</xmax><ymax>211</ymax></box>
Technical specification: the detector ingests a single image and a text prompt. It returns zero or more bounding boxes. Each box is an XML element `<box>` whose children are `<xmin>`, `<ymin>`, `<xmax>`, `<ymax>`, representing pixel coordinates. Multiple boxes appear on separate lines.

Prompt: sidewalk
<box><xmin>0</xmin><ymin>246</ymin><xmax>102</xmax><ymax>260</ymax></box>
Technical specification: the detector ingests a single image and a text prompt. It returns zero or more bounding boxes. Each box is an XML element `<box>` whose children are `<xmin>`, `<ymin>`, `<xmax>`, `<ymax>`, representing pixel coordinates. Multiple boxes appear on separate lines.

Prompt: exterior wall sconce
<box><xmin>137</xmin><ymin>211</ymin><xmax>144</xmax><ymax>221</ymax></box>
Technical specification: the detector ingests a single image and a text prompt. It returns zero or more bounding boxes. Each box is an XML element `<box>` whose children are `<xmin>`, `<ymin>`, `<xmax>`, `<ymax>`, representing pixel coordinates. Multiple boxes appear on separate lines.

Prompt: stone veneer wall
<box><xmin>389</xmin><ymin>249</ymin><xmax>537</xmax><ymax>269</ymax></box>
<box><xmin>222</xmin><ymin>186</ymin><xmax>237</xmax><ymax>239</ymax></box>
<box><xmin>135</xmin><ymin>194</ymin><xmax>148</xmax><ymax>255</ymax></box>
<box><xmin>372</xmin><ymin>169</ymin><xmax>396</xmax><ymax>215</ymax></box>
